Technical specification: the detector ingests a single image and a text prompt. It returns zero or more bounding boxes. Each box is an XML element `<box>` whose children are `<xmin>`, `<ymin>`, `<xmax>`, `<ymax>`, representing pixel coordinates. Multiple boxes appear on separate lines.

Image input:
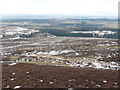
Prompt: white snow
<box><xmin>39</xmin><ymin>79</ymin><xmax>43</xmax><ymax>82</ymax></box>
<box><xmin>4</xmin><ymin>85</ymin><xmax>10</xmax><ymax>88</ymax></box>
<box><xmin>69</xmin><ymin>79</ymin><xmax>72</xmax><ymax>82</ymax></box>
<box><xmin>113</xmin><ymin>82</ymin><xmax>118</xmax><ymax>85</ymax></box>
<box><xmin>11</xmin><ymin>36</ymin><xmax>21</xmax><ymax>40</ymax></box>
<box><xmin>75</xmin><ymin>53</ymin><xmax>79</xmax><ymax>55</ymax></box>
<box><xmin>10</xmin><ymin>78</ymin><xmax>14</xmax><ymax>81</ymax></box>
<box><xmin>96</xmin><ymin>84</ymin><xmax>101</xmax><ymax>87</ymax></box>
<box><xmin>92</xmin><ymin>62</ymin><xmax>104</xmax><ymax>69</ymax></box>
<box><xmin>50</xmin><ymin>81</ymin><xmax>53</xmax><ymax>84</ymax></box>
<box><xmin>3</xmin><ymin>27</ymin><xmax>40</xmax><ymax>38</ymax></box>
<box><xmin>0</xmin><ymin>34</ymin><xmax>3</xmax><ymax>38</ymax></box>
<box><xmin>111</xmin><ymin>61</ymin><xmax>116</xmax><ymax>64</ymax></box>
<box><xmin>14</xmin><ymin>86</ymin><xmax>21</xmax><ymax>89</ymax></box>
<box><xmin>103</xmin><ymin>80</ymin><xmax>107</xmax><ymax>83</ymax></box>
<box><xmin>71</xmin><ymin>30</ymin><xmax>116</xmax><ymax>37</ymax></box>
<box><xmin>36</xmin><ymin>50</ymin><xmax>74</xmax><ymax>56</ymax></box>
<box><xmin>12</xmin><ymin>73</ymin><xmax>15</xmax><ymax>75</ymax></box>
<box><xmin>27</xmin><ymin>72</ymin><xmax>29</xmax><ymax>74</ymax></box>
<box><xmin>9</xmin><ymin>63</ymin><xmax>17</xmax><ymax>66</ymax></box>
<box><xmin>60</xmin><ymin>50</ymin><xmax>74</xmax><ymax>54</ymax></box>
<box><xmin>107</xmin><ymin>54</ymin><xmax>111</xmax><ymax>58</ymax></box>
<box><xmin>49</xmin><ymin>51</ymin><xmax>60</xmax><ymax>55</ymax></box>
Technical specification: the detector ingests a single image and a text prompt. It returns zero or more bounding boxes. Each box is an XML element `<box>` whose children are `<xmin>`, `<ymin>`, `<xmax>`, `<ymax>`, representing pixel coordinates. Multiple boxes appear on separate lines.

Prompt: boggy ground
<box><xmin>2</xmin><ymin>63</ymin><xmax>118</xmax><ymax>89</ymax></box>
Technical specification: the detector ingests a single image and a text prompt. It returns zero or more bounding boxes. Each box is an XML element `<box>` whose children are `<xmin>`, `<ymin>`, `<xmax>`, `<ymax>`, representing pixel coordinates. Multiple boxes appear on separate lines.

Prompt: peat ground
<box><xmin>2</xmin><ymin>63</ymin><xmax>119</xmax><ymax>89</ymax></box>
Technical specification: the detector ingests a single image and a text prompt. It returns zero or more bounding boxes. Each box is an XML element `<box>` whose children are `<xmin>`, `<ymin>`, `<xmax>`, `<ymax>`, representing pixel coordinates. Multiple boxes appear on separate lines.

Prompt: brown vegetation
<box><xmin>2</xmin><ymin>63</ymin><xmax>118</xmax><ymax>88</ymax></box>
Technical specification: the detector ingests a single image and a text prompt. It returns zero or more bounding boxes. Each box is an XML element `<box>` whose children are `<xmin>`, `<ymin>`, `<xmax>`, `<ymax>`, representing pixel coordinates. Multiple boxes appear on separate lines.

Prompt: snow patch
<box><xmin>103</xmin><ymin>80</ymin><xmax>107</xmax><ymax>83</ymax></box>
<box><xmin>14</xmin><ymin>86</ymin><xmax>21</xmax><ymax>89</ymax></box>
<box><xmin>36</xmin><ymin>50</ymin><xmax>74</xmax><ymax>56</ymax></box>
<box><xmin>9</xmin><ymin>63</ymin><xmax>17</xmax><ymax>66</ymax></box>
<box><xmin>10</xmin><ymin>78</ymin><xmax>14</xmax><ymax>81</ymax></box>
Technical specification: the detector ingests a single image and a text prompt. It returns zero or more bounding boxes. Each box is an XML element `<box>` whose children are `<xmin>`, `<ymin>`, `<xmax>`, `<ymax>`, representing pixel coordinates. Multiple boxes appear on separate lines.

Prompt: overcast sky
<box><xmin>0</xmin><ymin>0</ymin><xmax>119</xmax><ymax>16</ymax></box>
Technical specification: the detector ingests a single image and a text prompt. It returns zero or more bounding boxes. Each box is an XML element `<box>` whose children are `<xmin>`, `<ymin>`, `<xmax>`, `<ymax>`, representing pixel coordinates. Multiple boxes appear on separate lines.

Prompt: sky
<box><xmin>0</xmin><ymin>0</ymin><xmax>119</xmax><ymax>16</ymax></box>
